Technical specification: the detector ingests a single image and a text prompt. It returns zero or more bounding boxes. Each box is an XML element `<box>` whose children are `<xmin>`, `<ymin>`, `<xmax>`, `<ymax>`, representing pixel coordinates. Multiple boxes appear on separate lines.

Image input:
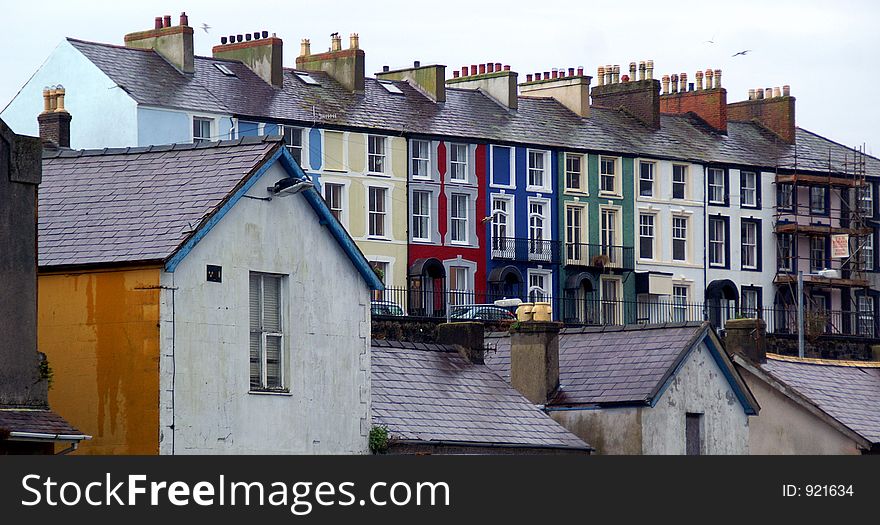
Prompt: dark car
<box><xmin>449</xmin><ymin>304</ymin><xmax>516</xmax><ymax>321</ymax></box>
<box><xmin>371</xmin><ymin>300</ymin><xmax>405</xmax><ymax>317</ymax></box>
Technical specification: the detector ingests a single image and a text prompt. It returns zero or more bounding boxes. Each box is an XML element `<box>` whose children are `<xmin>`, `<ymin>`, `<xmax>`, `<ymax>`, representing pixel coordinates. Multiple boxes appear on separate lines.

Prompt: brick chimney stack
<box><xmin>38</xmin><ymin>86</ymin><xmax>72</xmax><ymax>148</ymax></box>
<box><xmin>124</xmin><ymin>13</ymin><xmax>194</xmax><ymax>73</ymax></box>
<box><xmin>590</xmin><ymin>59</ymin><xmax>661</xmax><ymax>129</ymax></box>
<box><xmin>436</xmin><ymin>322</ymin><xmax>485</xmax><ymax>364</ymax></box>
<box><xmin>659</xmin><ymin>66</ymin><xmax>728</xmax><ymax>133</ymax></box>
<box><xmin>723</xmin><ymin>318</ymin><xmax>767</xmax><ymax>363</ymax></box>
<box><xmin>727</xmin><ymin>86</ymin><xmax>796</xmax><ymax>144</ymax></box>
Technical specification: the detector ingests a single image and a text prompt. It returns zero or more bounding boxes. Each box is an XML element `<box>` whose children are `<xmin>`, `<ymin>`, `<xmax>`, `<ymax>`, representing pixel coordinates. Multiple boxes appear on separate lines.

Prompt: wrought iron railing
<box><xmin>564</xmin><ymin>242</ymin><xmax>635</xmax><ymax>270</ymax></box>
<box><xmin>490</xmin><ymin>236</ymin><xmax>561</xmax><ymax>264</ymax></box>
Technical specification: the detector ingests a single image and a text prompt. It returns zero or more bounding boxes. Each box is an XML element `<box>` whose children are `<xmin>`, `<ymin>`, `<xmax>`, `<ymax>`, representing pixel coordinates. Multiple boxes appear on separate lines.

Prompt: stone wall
<box><xmin>767</xmin><ymin>333</ymin><xmax>875</xmax><ymax>361</ymax></box>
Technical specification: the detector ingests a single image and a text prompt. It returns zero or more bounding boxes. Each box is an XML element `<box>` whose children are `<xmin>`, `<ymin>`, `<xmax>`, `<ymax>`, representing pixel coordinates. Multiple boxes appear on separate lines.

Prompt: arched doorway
<box><xmin>408</xmin><ymin>258</ymin><xmax>446</xmax><ymax>317</ymax></box>
<box><xmin>706</xmin><ymin>279</ymin><xmax>739</xmax><ymax>330</ymax></box>
<box><xmin>488</xmin><ymin>265</ymin><xmax>524</xmax><ymax>300</ymax></box>
<box><xmin>564</xmin><ymin>272</ymin><xmax>596</xmax><ymax>324</ymax></box>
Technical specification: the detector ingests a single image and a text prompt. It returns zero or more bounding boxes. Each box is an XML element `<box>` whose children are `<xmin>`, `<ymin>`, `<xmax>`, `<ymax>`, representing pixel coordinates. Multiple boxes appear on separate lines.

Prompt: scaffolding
<box><xmin>772</xmin><ymin>140</ymin><xmax>872</xmax><ymax>338</ymax></box>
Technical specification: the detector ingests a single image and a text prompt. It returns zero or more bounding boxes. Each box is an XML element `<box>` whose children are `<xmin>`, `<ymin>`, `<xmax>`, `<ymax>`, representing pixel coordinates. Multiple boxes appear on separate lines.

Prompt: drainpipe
<box><xmin>702</xmin><ymin>164</ymin><xmax>708</xmax><ymax>320</ymax></box>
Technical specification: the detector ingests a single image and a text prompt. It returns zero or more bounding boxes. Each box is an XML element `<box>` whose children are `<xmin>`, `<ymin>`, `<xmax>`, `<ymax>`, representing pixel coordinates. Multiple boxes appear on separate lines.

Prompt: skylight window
<box><xmin>214</xmin><ymin>63</ymin><xmax>236</xmax><ymax>77</ymax></box>
<box><xmin>378</xmin><ymin>80</ymin><xmax>403</xmax><ymax>94</ymax></box>
<box><xmin>295</xmin><ymin>72</ymin><xmax>320</xmax><ymax>85</ymax></box>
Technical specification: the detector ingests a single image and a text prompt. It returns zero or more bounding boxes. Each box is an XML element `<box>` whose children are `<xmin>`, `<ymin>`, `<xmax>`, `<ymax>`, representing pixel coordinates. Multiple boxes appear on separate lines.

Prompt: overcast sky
<box><xmin>2</xmin><ymin>0</ymin><xmax>877</xmax><ymax>153</ymax></box>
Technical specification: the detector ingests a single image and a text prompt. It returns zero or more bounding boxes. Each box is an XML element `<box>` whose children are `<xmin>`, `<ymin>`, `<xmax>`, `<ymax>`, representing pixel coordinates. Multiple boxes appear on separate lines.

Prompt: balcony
<box><xmin>564</xmin><ymin>242</ymin><xmax>634</xmax><ymax>271</ymax></box>
<box><xmin>490</xmin><ymin>236</ymin><xmax>561</xmax><ymax>264</ymax></box>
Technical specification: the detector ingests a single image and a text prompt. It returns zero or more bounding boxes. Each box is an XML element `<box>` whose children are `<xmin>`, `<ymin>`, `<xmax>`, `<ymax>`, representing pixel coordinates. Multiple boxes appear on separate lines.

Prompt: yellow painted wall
<box><xmin>347</xmin><ymin>132</ymin><xmax>365</xmax><ymax>173</ymax></box>
<box><xmin>324</xmin><ymin>131</ymin><xmax>345</xmax><ymax>171</ymax></box>
<box><xmin>38</xmin><ymin>267</ymin><xmax>161</xmax><ymax>455</ymax></box>
<box><xmin>390</xmin><ymin>136</ymin><xmax>407</xmax><ymax>178</ymax></box>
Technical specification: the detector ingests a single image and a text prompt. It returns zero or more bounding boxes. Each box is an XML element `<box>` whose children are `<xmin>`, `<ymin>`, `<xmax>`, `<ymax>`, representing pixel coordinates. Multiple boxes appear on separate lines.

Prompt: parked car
<box><xmin>449</xmin><ymin>304</ymin><xmax>517</xmax><ymax>321</ymax></box>
<box><xmin>371</xmin><ymin>300</ymin><xmax>405</xmax><ymax>317</ymax></box>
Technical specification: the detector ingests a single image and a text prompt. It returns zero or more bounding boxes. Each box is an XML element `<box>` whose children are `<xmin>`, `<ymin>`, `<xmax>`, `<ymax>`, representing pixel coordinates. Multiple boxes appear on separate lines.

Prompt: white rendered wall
<box><xmin>158</xmin><ymin>161</ymin><xmax>371</xmax><ymax>454</ymax></box>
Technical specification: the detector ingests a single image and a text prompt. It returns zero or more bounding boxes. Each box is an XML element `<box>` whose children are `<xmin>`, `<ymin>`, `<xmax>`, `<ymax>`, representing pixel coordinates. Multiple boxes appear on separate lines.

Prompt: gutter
<box><xmin>7</xmin><ymin>431</ymin><xmax>92</xmax><ymax>442</ymax></box>
<box><xmin>393</xmin><ymin>439</ymin><xmax>592</xmax><ymax>453</ymax></box>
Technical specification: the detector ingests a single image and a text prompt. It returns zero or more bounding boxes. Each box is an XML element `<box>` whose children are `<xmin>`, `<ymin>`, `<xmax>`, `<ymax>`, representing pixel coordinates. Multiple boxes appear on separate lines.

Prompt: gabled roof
<box><xmin>485</xmin><ymin>322</ymin><xmax>758</xmax><ymax>414</ymax></box>
<box><xmin>371</xmin><ymin>340</ymin><xmax>591</xmax><ymax>452</ymax></box>
<box><xmin>754</xmin><ymin>354</ymin><xmax>880</xmax><ymax>446</ymax></box>
<box><xmin>39</xmin><ymin>136</ymin><xmax>383</xmax><ymax>289</ymax></box>
<box><xmin>65</xmin><ymin>38</ymin><xmax>880</xmax><ymax>178</ymax></box>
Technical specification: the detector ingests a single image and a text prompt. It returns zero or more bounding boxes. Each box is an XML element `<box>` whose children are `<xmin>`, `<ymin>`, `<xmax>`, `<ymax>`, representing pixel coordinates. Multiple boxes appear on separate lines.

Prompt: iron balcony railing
<box><xmin>373</xmin><ymin>286</ymin><xmax>880</xmax><ymax>339</ymax></box>
<box><xmin>564</xmin><ymin>242</ymin><xmax>635</xmax><ymax>270</ymax></box>
<box><xmin>490</xmin><ymin>236</ymin><xmax>561</xmax><ymax>264</ymax></box>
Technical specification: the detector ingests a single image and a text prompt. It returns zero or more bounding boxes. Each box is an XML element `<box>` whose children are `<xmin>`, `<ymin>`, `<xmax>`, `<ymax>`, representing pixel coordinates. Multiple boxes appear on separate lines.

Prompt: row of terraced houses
<box><xmin>4</xmin><ymin>14</ymin><xmax>880</xmax><ymax>338</ymax></box>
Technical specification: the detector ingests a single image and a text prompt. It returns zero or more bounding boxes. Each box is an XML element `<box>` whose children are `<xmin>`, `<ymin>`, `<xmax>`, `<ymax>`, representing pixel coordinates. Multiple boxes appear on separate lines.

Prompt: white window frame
<box><xmin>862</xmin><ymin>234</ymin><xmax>874</xmax><ymax>271</ymax></box>
<box><xmin>367</xmin><ymin>135</ymin><xmax>387</xmax><ymax>175</ymax></box>
<box><xmin>600</xmin><ymin>276</ymin><xmax>623</xmax><ymax>325</ymax></box>
<box><xmin>449</xmin><ymin>192</ymin><xmax>469</xmax><ymax>245</ymax></box>
<box><xmin>672</xmin><ymin>215</ymin><xmax>689</xmax><ymax>262</ymax></box>
<box><xmin>249</xmin><ymin>272</ymin><xmax>286</xmax><ymax>392</ymax></box>
<box><xmin>565</xmin><ymin>203</ymin><xmax>588</xmax><ymax>264</ymax></box>
<box><xmin>528</xmin><ymin>198</ymin><xmax>551</xmax><ymax>261</ymax></box>
<box><xmin>778</xmin><ymin>233</ymin><xmax>794</xmax><ymax>272</ymax></box>
<box><xmin>527</xmin><ymin>269</ymin><xmax>552</xmax><ymax>302</ymax></box>
<box><xmin>600</xmin><ymin>156</ymin><xmax>620</xmax><ymax>196</ymax></box>
<box><xmin>411</xmin><ymin>139</ymin><xmax>432</xmax><ymax>180</ymax></box>
<box><xmin>449</xmin><ymin>143</ymin><xmax>469</xmax><ymax>183</ymax></box>
<box><xmin>673</xmin><ymin>164</ymin><xmax>688</xmax><ymax>200</ymax></box>
<box><xmin>741</xmin><ymin>288</ymin><xmax>760</xmax><ymax>318</ymax></box>
<box><xmin>741</xmin><ymin>171</ymin><xmax>758</xmax><ymax>208</ymax></box>
<box><xmin>639</xmin><ymin>161</ymin><xmax>655</xmax><ymax>198</ymax></box>
<box><xmin>281</xmin><ymin>125</ymin><xmax>304</xmax><ymax>165</ymax></box>
<box><xmin>491</xmin><ymin>195</ymin><xmax>514</xmax><ymax>257</ymax></box>
<box><xmin>672</xmin><ymin>284</ymin><xmax>690</xmax><ymax>322</ymax></box>
<box><xmin>708</xmin><ymin>168</ymin><xmax>726</xmax><ymax>205</ymax></box>
<box><xmin>448</xmin><ymin>265</ymin><xmax>472</xmax><ymax>306</ymax></box>
<box><xmin>741</xmin><ymin>220</ymin><xmax>758</xmax><ymax>270</ymax></box>
<box><xmin>565</xmin><ymin>153</ymin><xmax>586</xmax><ymax>194</ymax></box>
<box><xmin>858</xmin><ymin>295</ymin><xmax>875</xmax><ymax>336</ymax></box>
<box><xmin>527</xmin><ymin>149</ymin><xmax>550</xmax><ymax>192</ymax></box>
<box><xmin>709</xmin><ymin>217</ymin><xmax>726</xmax><ymax>267</ymax></box>
<box><xmin>600</xmin><ymin>206</ymin><xmax>621</xmax><ymax>264</ymax></box>
<box><xmin>859</xmin><ymin>184</ymin><xmax>874</xmax><ymax>218</ymax></box>
<box><xmin>367</xmin><ymin>185</ymin><xmax>389</xmax><ymax>239</ymax></box>
<box><xmin>193</xmin><ymin>116</ymin><xmax>214</xmax><ymax>143</ymax></box>
<box><xmin>489</xmin><ymin>145</ymin><xmax>516</xmax><ymax>189</ymax></box>
<box><xmin>323</xmin><ymin>182</ymin><xmax>345</xmax><ymax>225</ymax></box>
<box><xmin>639</xmin><ymin>212</ymin><xmax>656</xmax><ymax>260</ymax></box>
<box><xmin>412</xmin><ymin>190</ymin><xmax>431</xmax><ymax>242</ymax></box>
<box><xmin>810</xmin><ymin>236</ymin><xmax>826</xmax><ymax>272</ymax></box>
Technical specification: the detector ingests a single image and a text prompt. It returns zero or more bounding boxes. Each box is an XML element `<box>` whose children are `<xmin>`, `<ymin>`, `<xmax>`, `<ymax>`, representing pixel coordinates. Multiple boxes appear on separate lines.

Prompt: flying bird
<box><xmin>704</xmin><ymin>33</ymin><xmax>716</xmax><ymax>45</ymax></box>
<box><xmin>201</xmin><ymin>23</ymin><xmax>211</xmax><ymax>33</ymax></box>
<box><xmin>732</xmin><ymin>50</ymin><xmax>752</xmax><ymax>57</ymax></box>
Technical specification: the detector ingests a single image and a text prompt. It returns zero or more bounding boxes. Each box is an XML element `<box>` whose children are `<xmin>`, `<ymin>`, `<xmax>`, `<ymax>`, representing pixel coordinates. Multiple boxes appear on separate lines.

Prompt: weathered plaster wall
<box><xmin>159</xmin><ymin>161</ymin><xmax>371</xmax><ymax>454</ymax></box>
<box><xmin>37</xmin><ymin>268</ymin><xmax>162</xmax><ymax>455</ymax></box>
<box><xmin>741</xmin><ymin>368</ymin><xmax>862</xmax><ymax>455</ymax></box>
<box><xmin>1</xmin><ymin>40</ymin><xmax>138</xmax><ymax>149</ymax></box>
<box><xmin>641</xmin><ymin>342</ymin><xmax>750</xmax><ymax>454</ymax></box>
<box><xmin>551</xmin><ymin>408</ymin><xmax>643</xmax><ymax>455</ymax></box>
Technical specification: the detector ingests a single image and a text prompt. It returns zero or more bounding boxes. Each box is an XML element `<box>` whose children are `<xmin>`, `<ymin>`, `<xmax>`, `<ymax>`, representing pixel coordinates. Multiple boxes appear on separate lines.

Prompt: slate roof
<box><xmin>39</xmin><ymin>137</ymin><xmax>280</xmax><ymax>267</ymax></box>
<box><xmin>370</xmin><ymin>339</ymin><xmax>590</xmax><ymax>451</ymax></box>
<box><xmin>485</xmin><ymin>322</ymin><xmax>752</xmax><ymax>408</ymax></box>
<box><xmin>0</xmin><ymin>409</ymin><xmax>87</xmax><ymax>439</ymax></box>
<box><xmin>760</xmin><ymin>355</ymin><xmax>880</xmax><ymax>445</ymax></box>
<box><xmin>67</xmin><ymin>38</ymin><xmax>880</xmax><ymax>177</ymax></box>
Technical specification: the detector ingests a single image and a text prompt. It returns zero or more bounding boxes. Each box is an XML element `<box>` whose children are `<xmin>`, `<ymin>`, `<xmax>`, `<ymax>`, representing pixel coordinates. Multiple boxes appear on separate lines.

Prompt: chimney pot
<box><xmin>526</xmin><ymin>73</ymin><xmax>533</xmax><ymax>82</ymax></box>
<box><xmin>246</xmin><ymin>33</ymin><xmax>252</xmax><ymax>41</ymax></box>
<box><xmin>765</xmin><ymin>87</ymin><xmax>773</xmax><ymax>99</ymax></box>
<box><xmin>414</xmin><ymin>60</ymin><xmax>421</xmax><ymax>68</ymax></box>
<box><xmin>621</xmin><ymin>74</ymin><xmax>630</xmax><ymax>82</ymax></box>
<box><xmin>577</xmin><ymin>66</ymin><xmax>583</xmax><ymax>76</ymax></box>
<box><xmin>629</xmin><ymin>61</ymin><xmax>637</xmax><ymax>81</ymax></box>
<box><xmin>155</xmin><ymin>17</ymin><xmax>163</xmax><ymax>30</ymax></box>
<box><xmin>605</xmin><ymin>64</ymin><xmax>612</xmax><ymax>85</ymax></box>
<box><xmin>236</xmin><ymin>34</ymin><xmax>243</xmax><ymax>43</ymax></box>
<box><xmin>382</xmin><ymin>65</ymin><xmax>390</xmax><ymax>72</ymax></box>
<box><xmin>221</xmin><ymin>36</ymin><xmax>228</xmax><ymax>45</ymax></box>
<box><xmin>496</xmin><ymin>63</ymin><xmax>502</xmax><ymax>71</ymax></box>
<box><xmin>782</xmin><ymin>85</ymin><xmax>791</xmax><ymax>96</ymax></box>
<box><xmin>638</xmin><ymin>61</ymin><xmax>646</xmax><ymax>81</ymax></box>
<box><xmin>253</xmin><ymin>32</ymin><xmax>261</xmax><ymax>40</ymax></box>
<box><xmin>536</xmin><ymin>72</ymin><xmax>542</xmax><ymax>80</ymax></box>
<box><xmin>486</xmin><ymin>62</ymin><xmax>494</xmax><ymax>73</ymax></box>
<box><xmin>262</xmin><ymin>31</ymin><xmax>269</xmax><ymax>39</ymax></box>
<box><xmin>695</xmin><ymin>70</ymin><xmax>704</xmax><ymax>90</ymax></box>
<box><xmin>544</xmin><ymin>71</ymin><xmax>550</xmax><ymax>80</ymax></box>
<box><xmin>461</xmin><ymin>66</ymin><xmax>468</xmax><ymax>77</ymax></box>
<box><xmin>714</xmin><ymin>69</ymin><xmax>722</xmax><ymax>88</ymax></box>
<box><xmin>163</xmin><ymin>15</ymin><xmax>172</xmax><ymax>28</ymax></box>
<box><xmin>568</xmin><ymin>67</ymin><xmax>575</xmax><ymax>76</ymax></box>
<box><xmin>612</xmin><ymin>65</ymin><xmax>620</xmax><ymax>84</ymax></box>
<box><xmin>756</xmin><ymin>88</ymin><xmax>764</xmax><ymax>99</ymax></box>
<box><xmin>661</xmin><ymin>74</ymin><xmax>670</xmax><ymax>95</ymax></box>
<box><xmin>179</xmin><ymin>12</ymin><xmax>188</xmax><ymax>26</ymax></box>
<box><xmin>331</xmin><ymin>33</ymin><xmax>342</xmax><ymax>51</ymax></box>
<box><xmin>646</xmin><ymin>60</ymin><xmax>654</xmax><ymax>80</ymax></box>
<box><xmin>503</xmin><ymin>65</ymin><xmax>510</xmax><ymax>71</ymax></box>
<box><xmin>453</xmin><ymin>70</ymin><xmax>460</xmax><ymax>78</ymax></box>
<box><xmin>300</xmin><ymin>38</ymin><xmax>311</xmax><ymax>57</ymax></box>
<box><xmin>689</xmin><ymin>82</ymin><xmax>695</xmax><ymax>91</ymax></box>
<box><xmin>552</xmin><ymin>68</ymin><xmax>558</xmax><ymax>79</ymax></box>
<box><xmin>597</xmin><ymin>66</ymin><xmax>604</xmax><ymax>86</ymax></box>
<box><xmin>773</xmin><ymin>86</ymin><xmax>781</xmax><ymax>98</ymax></box>
<box><xmin>471</xmin><ymin>64</ymin><xmax>477</xmax><ymax>75</ymax></box>
<box><xmin>748</xmin><ymin>88</ymin><xmax>756</xmax><ymax>100</ymax></box>
<box><xmin>349</xmin><ymin>33</ymin><xmax>359</xmax><ymax>50</ymax></box>
<box><xmin>479</xmin><ymin>64</ymin><xmax>486</xmax><ymax>74</ymax></box>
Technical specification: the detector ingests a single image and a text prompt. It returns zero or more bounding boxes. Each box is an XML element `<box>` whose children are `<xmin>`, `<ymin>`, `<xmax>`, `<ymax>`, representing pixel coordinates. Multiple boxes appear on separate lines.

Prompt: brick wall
<box><xmin>727</xmin><ymin>96</ymin><xmax>796</xmax><ymax>144</ymax></box>
<box><xmin>660</xmin><ymin>89</ymin><xmax>727</xmax><ymax>132</ymax></box>
<box><xmin>591</xmin><ymin>79</ymin><xmax>660</xmax><ymax>129</ymax></box>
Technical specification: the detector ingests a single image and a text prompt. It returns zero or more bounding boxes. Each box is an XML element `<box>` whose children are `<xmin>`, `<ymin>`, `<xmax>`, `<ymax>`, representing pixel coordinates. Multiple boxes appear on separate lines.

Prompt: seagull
<box><xmin>201</xmin><ymin>23</ymin><xmax>211</xmax><ymax>33</ymax></box>
<box><xmin>732</xmin><ymin>49</ymin><xmax>752</xmax><ymax>57</ymax></box>
<box><xmin>704</xmin><ymin>33</ymin><xmax>716</xmax><ymax>45</ymax></box>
